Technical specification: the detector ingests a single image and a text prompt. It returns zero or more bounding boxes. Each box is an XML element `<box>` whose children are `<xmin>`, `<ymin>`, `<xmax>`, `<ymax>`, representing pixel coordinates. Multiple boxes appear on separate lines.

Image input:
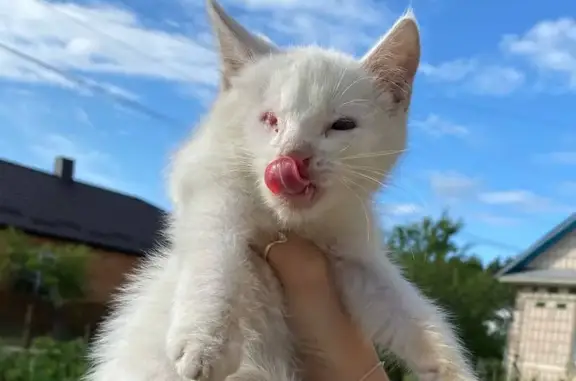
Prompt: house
<box><xmin>498</xmin><ymin>213</ymin><xmax>576</xmax><ymax>381</ymax></box>
<box><xmin>0</xmin><ymin>155</ymin><xmax>166</xmax><ymax>338</ymax></box>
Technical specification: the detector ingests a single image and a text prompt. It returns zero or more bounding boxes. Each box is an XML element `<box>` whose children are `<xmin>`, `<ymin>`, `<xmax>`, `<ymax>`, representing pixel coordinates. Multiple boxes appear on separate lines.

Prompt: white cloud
<box><xmin>230</xmin><ymin>0</ymin><xmax>385</xmax><ymax>22</ymax></box>
<box><xmin>75</xmin><ymin>107</ymin><xmax>94</xmax><ymax>128</ymax></box>
<box><xmin>232</xmin><ymin>0</ymin><xmax>393</xmax><ymax>53</ymax></box>
<box><xmin>558</xmin><ymin>181</ymin><xmax>576</xmax><ymax>195</ymax></box>
<box><xmin>501</xmin><ymin>18</ymin><xmax>576</xmax><ymax>88</ymax></box>
<box><xmin>466</xmin><ymin>65</ymin><xmax>525</xmax><ymax>96</ymax></box>
<box><xmin>385</xmin><ymin>203</ymin><xmax>423</xmax><ymax>216</ymax></box>
<box><xmin>475</xmin><ymin>213</ymin><xmax>520</xmax><ymax>227</ymax></box>
<box><xmin>478</xmin><ymin>190</ymin><xmax>553</xmax><ymax>212</ymax></box>
<box><xmin>0</xmin><ymin>0</ymin><xmax>218</xmax><ymax>89</ymax></box>
<box><xmin>0</xmin><ymin>89</ymin><xmax>141</xmax><ymax>195</ymax></box>
<box><xmin>29</xmin><ymin>133</ymin><xmax>123</xmax><ymax>189</ymax></box>
<box><xmin>539</xmin><ymin>151</ymin><xmax>576</xmax><ymax>165</ymax></box>
<box><xmin>429</xmin><ymin>171</ymin><xmax>480</xmax><ymax>201</ymax></box>
<box><xmin>420</xmin><ymin>59</ymin><xmax>524</xmax><ymax>95</ymax></box>
<box><xmin>419</xmin><ymin>59</ymin><xmax>476</xmax><ymax>82</ymax></box>
<box><xmin>0</xmin><ymin>0</ymin><xmax>398</xmax><ymax>99</ymax></box>
<box><xmin>412</xmin><ymin>114</ymin><xmax>470</xmax><ymax>138</ymax></box>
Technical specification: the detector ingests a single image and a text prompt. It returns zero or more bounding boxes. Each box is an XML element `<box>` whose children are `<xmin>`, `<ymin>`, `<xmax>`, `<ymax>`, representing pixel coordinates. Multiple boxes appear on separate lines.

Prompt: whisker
<box><xmin>338</xmin><ymin>144</ymin><xmax>352</xmax><ymax>155</ymax></box>
<box><xmin>341</xmin><ymin>164</ymin><xmax>390</xmax><ymax>177</ymax></box>
<box><xmin>338</xmin><ymin>166</ymin><xmax>388</xmax><ymax>192</ymax></box>
<box><xmin>338</xmin><ymin>176</ymin><xmax>372</xmax><ymax>242</ymax></box>
<box><xmin>337</xmin><ymin>99</ymin><xmax>375</xmax><ymax>111</ymax></box>
<box><xmin>331</xmin><ymin>67</ymin><xmax>348</xmax><ymax>101</ymax></box>
<box><xmin>336</xmin><ymin>75</ymin><xmax>376</xmax><ymax>102</ymax></box>
<box><xmin>341</xmin><ymin>149</ymin><xmax>407</xmax><ymax>161</ymax></box>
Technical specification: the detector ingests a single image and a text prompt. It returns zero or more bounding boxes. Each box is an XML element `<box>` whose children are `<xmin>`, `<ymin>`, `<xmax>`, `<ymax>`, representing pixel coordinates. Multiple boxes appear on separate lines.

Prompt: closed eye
<box><xmin>330</xmin><ymin>117</ymin><xmax>357</xmax><ymax>131</ymax></box>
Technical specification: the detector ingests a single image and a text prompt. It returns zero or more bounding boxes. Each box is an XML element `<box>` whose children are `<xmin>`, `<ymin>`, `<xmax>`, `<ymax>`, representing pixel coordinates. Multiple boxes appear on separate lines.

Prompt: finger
<box><xmin>264</xmin><ymin>232</ymin><xmax>314</xmax><ymax>267</ymax></box>
<box><xmin>248</xmin><ymin>230</ymin><xmax>289</xmax><ymax>259</ymax></box>
<box><xmin>264</xmin><ymin>233</ymin><xmax>330</xmax><ymax>286</ymax></box>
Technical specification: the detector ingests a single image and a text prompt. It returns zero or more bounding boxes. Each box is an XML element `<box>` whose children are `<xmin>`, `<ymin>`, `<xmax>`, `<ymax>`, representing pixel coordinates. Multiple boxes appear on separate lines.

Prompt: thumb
<box><xmin>253</xmin><ymin>232</ymin><xmax>331</xmax><ymax>289</ymax></box>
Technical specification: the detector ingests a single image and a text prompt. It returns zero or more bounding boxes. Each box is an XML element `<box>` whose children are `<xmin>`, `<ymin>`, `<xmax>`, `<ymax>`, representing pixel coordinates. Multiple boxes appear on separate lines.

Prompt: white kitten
<box><xmin>85</xmin><ymin>1</ymin><xmax>477</xmax><ymax>381</ymax></box>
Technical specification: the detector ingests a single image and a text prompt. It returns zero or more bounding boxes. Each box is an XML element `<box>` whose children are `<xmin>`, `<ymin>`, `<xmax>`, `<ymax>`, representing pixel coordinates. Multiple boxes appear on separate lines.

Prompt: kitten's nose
<box><xmin>284</xmin><ymin>150</ymin><xmax>312</xmax><ymax>168</ymax></box>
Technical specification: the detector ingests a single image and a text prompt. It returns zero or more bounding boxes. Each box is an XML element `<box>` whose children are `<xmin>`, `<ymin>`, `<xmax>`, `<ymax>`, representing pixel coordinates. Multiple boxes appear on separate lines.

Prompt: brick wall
<box><xmin>5</xmin><ymin>234</ymin><xmax>142</xmax><ymax>302</ymax></box>
<box><xmin>505</xmin><ymin>286</ymin><xmax>576</xmax><ymax>381</ymax></box>
<box><xmin>0</xmin><ymin>231</ymin><xmax>143</xmax><ymax>339</ymax></box>
<box><xmin>85</xmin><ymin>246</ymin><xmax>141</xmax><ymax>303</ymax></box>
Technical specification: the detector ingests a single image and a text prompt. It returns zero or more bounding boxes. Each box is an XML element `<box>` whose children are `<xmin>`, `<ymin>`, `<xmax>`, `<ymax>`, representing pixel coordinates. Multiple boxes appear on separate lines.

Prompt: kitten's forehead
<box><xmin>266</xmin><ymin>49</ymin><xmax>371</xmax><ymax>111</ymax></box>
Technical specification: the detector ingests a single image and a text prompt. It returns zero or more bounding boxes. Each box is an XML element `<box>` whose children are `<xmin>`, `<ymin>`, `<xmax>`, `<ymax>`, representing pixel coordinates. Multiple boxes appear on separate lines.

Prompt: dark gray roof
<box><xmin>0</xmin><ymin>156</ymin><xmax>167</xmax><ymax>256</ymax></box>
<box><xmin>499</xmin><ymin>269</ymin><xmax>576</xmax><ymax>286</ymax></box>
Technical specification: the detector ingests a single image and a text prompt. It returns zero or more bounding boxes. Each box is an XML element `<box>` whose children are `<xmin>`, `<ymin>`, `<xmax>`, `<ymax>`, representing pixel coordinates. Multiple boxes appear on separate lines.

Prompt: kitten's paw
<box><xmin>167</xmin><ymin>333</ymin><xmax>239</xmax><ymax>381</ymax></box>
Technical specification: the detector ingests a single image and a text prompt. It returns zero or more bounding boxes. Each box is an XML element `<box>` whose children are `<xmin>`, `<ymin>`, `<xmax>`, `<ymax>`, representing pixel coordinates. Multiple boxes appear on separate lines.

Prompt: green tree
<box><xmin>0</xmin><ymin>228</ymin><xmax>91</xmax><ymax>345</ymax></box>
<box><xmin>0</xmin><ymin>337</ymin><xmax>87</xmax><ymax>381</ymax></box>
<box><xmin>32</xmin><ymin>242</ymin><xmax>91</xmax><ymax>339</ymax></box>
<box><xmin>0</xmin><ymin>228</ymin><xmax>40</xmax><ymax>346</ymax></box>
<box><xmin>384</xmin><ymin>213</ymin><xmax>514</xmax><ymax>372</ymax></box>
<box><xmin>0</xmin><ymin>228</ymin><xmax>36</xmax><ymax>284</ymax></box>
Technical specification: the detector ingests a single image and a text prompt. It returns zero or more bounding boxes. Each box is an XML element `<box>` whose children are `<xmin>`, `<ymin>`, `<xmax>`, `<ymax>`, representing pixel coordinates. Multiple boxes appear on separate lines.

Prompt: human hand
<box><xmin>253</xmin><ymin>232</ymin><xmax>388</xmax><ymax>381</ymax></box>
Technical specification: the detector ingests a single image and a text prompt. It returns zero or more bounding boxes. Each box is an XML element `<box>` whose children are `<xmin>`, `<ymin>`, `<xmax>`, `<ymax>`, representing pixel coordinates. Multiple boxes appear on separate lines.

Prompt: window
<box><xmin>557</xmin><ymin>303</ymin><xmax>567</xmax><ymax>309</ymax></box>
<box><xmin>569</xmin><ymin>288</ymin><xmax>576</xmax><ymax>295</ymax></box>
<box><xmin>536</xmin><ymin>301</ymin><xmax>546</xmax><ymax>308</ymax></box>
<box><xmin>548</xmin><ymin>287</ymin><xmax>559</xmax><ymax>293</ymax></box>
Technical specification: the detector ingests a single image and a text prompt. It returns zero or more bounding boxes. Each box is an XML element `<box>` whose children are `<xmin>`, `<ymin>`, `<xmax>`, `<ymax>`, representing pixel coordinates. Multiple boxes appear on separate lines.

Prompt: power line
<box><xmin>0</xmin><ymin>4</ymin><xmax>563</xmax><ymax>255</ymax></box>
<box><xmin>0</xmin><ymin>41</ymin><xmax>186</xmax><ymax>128</ymax></box>
<box><xmin>36</xmin><ymin>0</ymin><xmax>576</xmax><ymax>133</ymax></box>
<box><xmin>39</xmin><ymin>1</ymin><xmax>202</xmax><ymax>84</ymax></box>
<box><xmin>460</xmin><ymin>231</ymin><xmax>524</xmax><ymax>253</ymax></box>
<box><xmin>39</xmin><ymin>0</ymin><xmax>576</xmax><ymax>132</ymax></box>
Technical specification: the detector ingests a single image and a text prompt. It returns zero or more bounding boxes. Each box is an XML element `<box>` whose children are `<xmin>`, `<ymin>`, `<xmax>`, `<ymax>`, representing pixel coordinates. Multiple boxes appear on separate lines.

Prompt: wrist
<box><xmin>308</xmin><ymin>310</ymin><xmax>383</xmax><ymax>381</ymax></box>
<box><xmin>330</xmin><ymin>318</ymin><xmax>381</xmax><ymax>370</ymax></box>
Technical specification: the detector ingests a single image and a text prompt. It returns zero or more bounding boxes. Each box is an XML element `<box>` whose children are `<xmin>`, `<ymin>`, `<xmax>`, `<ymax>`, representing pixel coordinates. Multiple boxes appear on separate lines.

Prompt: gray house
<box><xmin>498</xmin><ymin>213</ymin><xmax>576</xmax><ymax>381</ymax></box>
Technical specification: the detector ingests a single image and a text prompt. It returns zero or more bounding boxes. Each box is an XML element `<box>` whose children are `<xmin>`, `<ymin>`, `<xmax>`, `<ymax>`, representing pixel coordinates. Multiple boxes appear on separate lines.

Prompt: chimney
<box><xmin>54</xmin><ymin>156</ymin><xmax>75</xmax><ymax>182</ymax></box>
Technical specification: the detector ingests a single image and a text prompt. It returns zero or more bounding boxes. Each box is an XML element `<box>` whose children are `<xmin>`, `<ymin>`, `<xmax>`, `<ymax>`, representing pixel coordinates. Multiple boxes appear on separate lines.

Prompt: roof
<box><xmin>497</xmin><ymin>213</ymin><xmax>576</xmax><ymax>279</ymax></box>
<box><xmin>499</xmin><ymin>269</ymin><xmax>576</xmax><ymax>286</ymax></box>
<box><xmin>0</xmin><ymin>156</ymin><xmax>167</xmax><ymax>256</ymax></box>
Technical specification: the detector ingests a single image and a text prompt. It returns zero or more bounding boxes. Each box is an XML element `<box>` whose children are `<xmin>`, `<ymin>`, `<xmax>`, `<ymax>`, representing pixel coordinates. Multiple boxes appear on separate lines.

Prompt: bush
<box><xmin>0</xmin><ymin>337</ymin><xmax>87</xmax><ymax>381</ymax></box>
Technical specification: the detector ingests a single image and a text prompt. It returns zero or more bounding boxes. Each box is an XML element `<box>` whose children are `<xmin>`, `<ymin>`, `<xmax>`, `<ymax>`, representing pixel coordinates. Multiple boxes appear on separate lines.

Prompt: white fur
<box><xmin>84</xmin><ymin>1</ymin><xmax>478</xmax><ymax>381</ymax></box>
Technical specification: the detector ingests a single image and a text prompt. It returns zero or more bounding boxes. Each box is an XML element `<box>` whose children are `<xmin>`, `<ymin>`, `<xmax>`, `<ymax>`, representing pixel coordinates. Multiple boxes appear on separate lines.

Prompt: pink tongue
<box><xmin>264</xmin><ymin>156</ymin><xmax>310</xmax><ymax>195</ymax></box>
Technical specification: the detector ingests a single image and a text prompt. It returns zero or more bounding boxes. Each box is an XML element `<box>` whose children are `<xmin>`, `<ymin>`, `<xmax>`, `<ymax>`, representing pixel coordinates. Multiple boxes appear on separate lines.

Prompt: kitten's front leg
<box><xmin>166</xmin><ymin>196</ymin><xmax>254</xmax><ymax>381</ymax></box>
<box><xmin>340</xmin><ymin>256</ymin><xmax>477</xmax><ymax>381</ymax></box>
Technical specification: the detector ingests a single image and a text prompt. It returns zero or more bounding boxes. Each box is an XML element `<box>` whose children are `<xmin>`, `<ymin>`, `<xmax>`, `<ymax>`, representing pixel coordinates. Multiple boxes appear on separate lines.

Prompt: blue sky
<box><xmin>1</xmin><ymin>0</ymin><xmax>575</xmax><ymax>263</ymax></box>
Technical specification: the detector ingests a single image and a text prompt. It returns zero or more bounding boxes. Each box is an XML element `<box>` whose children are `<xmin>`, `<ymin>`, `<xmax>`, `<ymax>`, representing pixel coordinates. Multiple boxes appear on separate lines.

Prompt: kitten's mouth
<box><xmin>264</xmin><ymin>156</ymin><xmax>319</xmax><ymax>207</ymax></box>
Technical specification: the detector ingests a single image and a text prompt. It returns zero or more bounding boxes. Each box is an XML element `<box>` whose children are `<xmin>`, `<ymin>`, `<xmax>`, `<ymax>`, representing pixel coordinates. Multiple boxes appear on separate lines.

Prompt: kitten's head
<box><xmin>208</xmin><ymin>0</ymin><xmax>420</xmax><ymax>223</ymax></box>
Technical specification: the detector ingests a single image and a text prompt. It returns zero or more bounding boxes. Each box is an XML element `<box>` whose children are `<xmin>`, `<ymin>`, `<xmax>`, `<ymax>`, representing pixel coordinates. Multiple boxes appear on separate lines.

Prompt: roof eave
<box><xmin>496</xmin><ymin>213</ymin><xmax>576</xmax><ymax>277</ymax></box>
<box><xmin>499</xmin><ymin>276</ymin><xmax>576</xmax><ymax>286</ymax></box>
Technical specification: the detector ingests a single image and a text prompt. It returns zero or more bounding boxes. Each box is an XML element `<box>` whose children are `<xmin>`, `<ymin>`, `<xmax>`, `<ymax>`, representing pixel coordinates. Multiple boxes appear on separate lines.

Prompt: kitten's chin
<box><xmin>262</xmin><ymin>184</ymin><xmax>331</xmax><ymax>222</ymax></box>
<box><xmin>277</xmin><ymin>184</ymin><xmax>320</xmax><ymax>209</ymax></box>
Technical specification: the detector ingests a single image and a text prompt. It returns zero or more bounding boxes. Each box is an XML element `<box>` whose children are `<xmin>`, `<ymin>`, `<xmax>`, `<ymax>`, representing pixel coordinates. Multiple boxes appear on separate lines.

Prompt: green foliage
<box><xmin>0</xmin><ymin>337</ymin><xmax>87</xmax><ymax>381</ymax></box>
<box><xmin>0</xmin><ymin>228</ymin><xmax>90</xmax><ymax>306</ymax></box>
<box><xmin>30</xmin><ymin>243</ymin><xmax>90</xmax><ymax>308</ymax></box>
<box><xmin>0</xmin><ymin>245</ymin><xmax>10</xmax><ymax>283</ymax></box>
<box><xmin>386</xmin><ymin>212</ymin><xmax>514</xmax><ymax>363</ymax></box>
<box><xmin>0</xmin><ymin>228</ymin><xmax>37</xmax><ymax>284</ymax></box>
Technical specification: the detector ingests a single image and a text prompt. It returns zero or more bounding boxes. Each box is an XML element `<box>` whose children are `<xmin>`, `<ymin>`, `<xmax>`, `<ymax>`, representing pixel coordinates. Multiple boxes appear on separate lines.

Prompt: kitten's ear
<box><xmin>207</xmin><ymin>0</ymin><xmax>279</xmax><ymax>89</ymax></box>
<box><xmin>361</xmin><ymin>11</ymin><xmax>421</xmax><ymax>105</ymax></box>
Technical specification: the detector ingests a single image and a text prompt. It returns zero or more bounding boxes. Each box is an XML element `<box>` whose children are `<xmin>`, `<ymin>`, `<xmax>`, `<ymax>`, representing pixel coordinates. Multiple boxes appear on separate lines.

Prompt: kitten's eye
<box><xmin>330</xmin><ymin>117</ymin><xmax>357</xmax><ymax>131</ymax></box>
<box><xmin>260</xmin><ymin>111</ymin><xmax>278</xmax><ymax>131</ymax></box>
